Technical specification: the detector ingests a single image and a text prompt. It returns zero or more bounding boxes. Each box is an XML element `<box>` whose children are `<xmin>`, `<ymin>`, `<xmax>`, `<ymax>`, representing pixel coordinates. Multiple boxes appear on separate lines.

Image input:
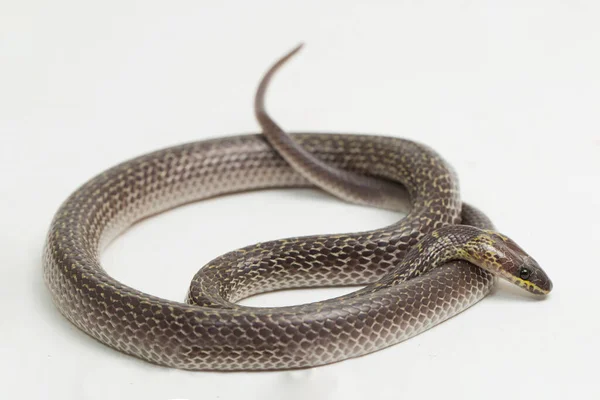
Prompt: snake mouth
<box><xmin>520</xmin><ymin>280</ymin><xmax>552</xmax><ymax>295</ymax></box>
<box><xmin>507</xmin><ymin>272</ymin><xmax>553</xmax><ymax>296</ymax></box>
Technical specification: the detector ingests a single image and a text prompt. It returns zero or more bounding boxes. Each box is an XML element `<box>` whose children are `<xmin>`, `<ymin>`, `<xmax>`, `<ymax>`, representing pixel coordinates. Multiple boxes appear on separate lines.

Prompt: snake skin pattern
<box><xmin>41</xmin><ymin>45</ymin><xmax>545</xmax><ymax>370</ymax></box>
<box><xmin>43</xmin><ymin>132</ymin><xmax>498</xmax><ymax>370</ymax></box>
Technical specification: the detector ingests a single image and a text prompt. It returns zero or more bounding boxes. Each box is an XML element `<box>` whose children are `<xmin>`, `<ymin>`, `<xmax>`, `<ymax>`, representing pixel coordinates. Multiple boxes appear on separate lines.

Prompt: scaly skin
<box><xmin>43</xmin><ymin>47</ymin><xmax>551</xmax><ymax>371</ymax></box>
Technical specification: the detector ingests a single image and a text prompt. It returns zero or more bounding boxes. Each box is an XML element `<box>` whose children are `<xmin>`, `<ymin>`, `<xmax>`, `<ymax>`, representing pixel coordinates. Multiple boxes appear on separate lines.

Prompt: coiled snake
<box><xmin>43</xmin><ymin>45</ymin><xmax>552</xmax><ymax>370</ymax></box>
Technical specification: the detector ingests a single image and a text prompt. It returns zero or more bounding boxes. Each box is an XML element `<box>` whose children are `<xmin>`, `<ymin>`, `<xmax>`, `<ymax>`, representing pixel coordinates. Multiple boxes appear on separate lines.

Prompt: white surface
<box><xmin>1</xmin><ymin>1</ymin><xmax>599</xmax><ymax>399</ymax></box>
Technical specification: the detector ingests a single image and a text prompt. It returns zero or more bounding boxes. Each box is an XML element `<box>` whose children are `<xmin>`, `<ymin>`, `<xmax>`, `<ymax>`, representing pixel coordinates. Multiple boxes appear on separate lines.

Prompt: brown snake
<box><xmin>43</xmin><ymin>45</ymin><xmax>552</xmax><ymax>370</ymax></box>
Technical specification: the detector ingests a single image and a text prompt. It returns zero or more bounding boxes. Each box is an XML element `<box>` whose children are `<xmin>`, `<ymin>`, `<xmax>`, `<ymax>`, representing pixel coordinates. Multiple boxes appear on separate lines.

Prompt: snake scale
<box><xmin>43</xmin><ymin>45</ymin><xmax>552</xmax><ymax>370</ymax></box>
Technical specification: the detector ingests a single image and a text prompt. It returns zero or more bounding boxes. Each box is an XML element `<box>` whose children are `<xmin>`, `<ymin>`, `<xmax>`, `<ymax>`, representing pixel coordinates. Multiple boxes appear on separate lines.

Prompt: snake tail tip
<box><xmin>284</xmin><ymin>43</ymin><xmax>304</xmax><ymax>60</ymax></box>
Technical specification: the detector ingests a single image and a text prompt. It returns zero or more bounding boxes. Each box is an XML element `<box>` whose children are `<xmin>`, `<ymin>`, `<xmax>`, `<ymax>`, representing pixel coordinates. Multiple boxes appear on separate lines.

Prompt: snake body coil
<box><xmin>43</xmin><ymin>47</ymin><xmax>551</xmax><ymax>370</ymax></box>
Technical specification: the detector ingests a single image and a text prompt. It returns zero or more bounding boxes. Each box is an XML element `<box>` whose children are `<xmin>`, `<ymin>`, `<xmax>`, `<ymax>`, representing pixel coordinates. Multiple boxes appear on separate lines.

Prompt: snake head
<box><xmin>477</xmin><ymin>231</ymin><xmax>553</xmax><ymax>295</ymax></box>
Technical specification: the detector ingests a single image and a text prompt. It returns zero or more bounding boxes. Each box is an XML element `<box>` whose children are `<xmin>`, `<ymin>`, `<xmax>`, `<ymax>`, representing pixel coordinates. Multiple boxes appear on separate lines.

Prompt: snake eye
<box><xmin>519</xmin><ymin>267</ymin><xmax>531</xmax><ymax>280</ymax></box>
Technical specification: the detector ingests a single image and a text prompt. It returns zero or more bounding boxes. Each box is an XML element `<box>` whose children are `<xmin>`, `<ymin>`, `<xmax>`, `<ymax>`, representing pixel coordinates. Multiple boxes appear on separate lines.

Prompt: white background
<box><xmin>1</xmin><ymin>1</ymin><xmax>599</xmax><ymax>399</ymax></box>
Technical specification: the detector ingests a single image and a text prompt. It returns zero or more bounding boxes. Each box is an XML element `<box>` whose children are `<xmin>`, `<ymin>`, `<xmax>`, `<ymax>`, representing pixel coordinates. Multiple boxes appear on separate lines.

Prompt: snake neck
<box><xmin>394</xmin><ymin>225</ymin><xmax>501</xmax><ymax>280</ymax></box>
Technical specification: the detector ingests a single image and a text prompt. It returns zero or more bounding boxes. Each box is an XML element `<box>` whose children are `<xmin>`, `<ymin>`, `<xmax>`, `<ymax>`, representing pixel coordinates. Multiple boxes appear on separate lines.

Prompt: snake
<box><xmin>43</xmin><ymin>45</ymin><xmax>552</xmax><ymax>371</ymax></box>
